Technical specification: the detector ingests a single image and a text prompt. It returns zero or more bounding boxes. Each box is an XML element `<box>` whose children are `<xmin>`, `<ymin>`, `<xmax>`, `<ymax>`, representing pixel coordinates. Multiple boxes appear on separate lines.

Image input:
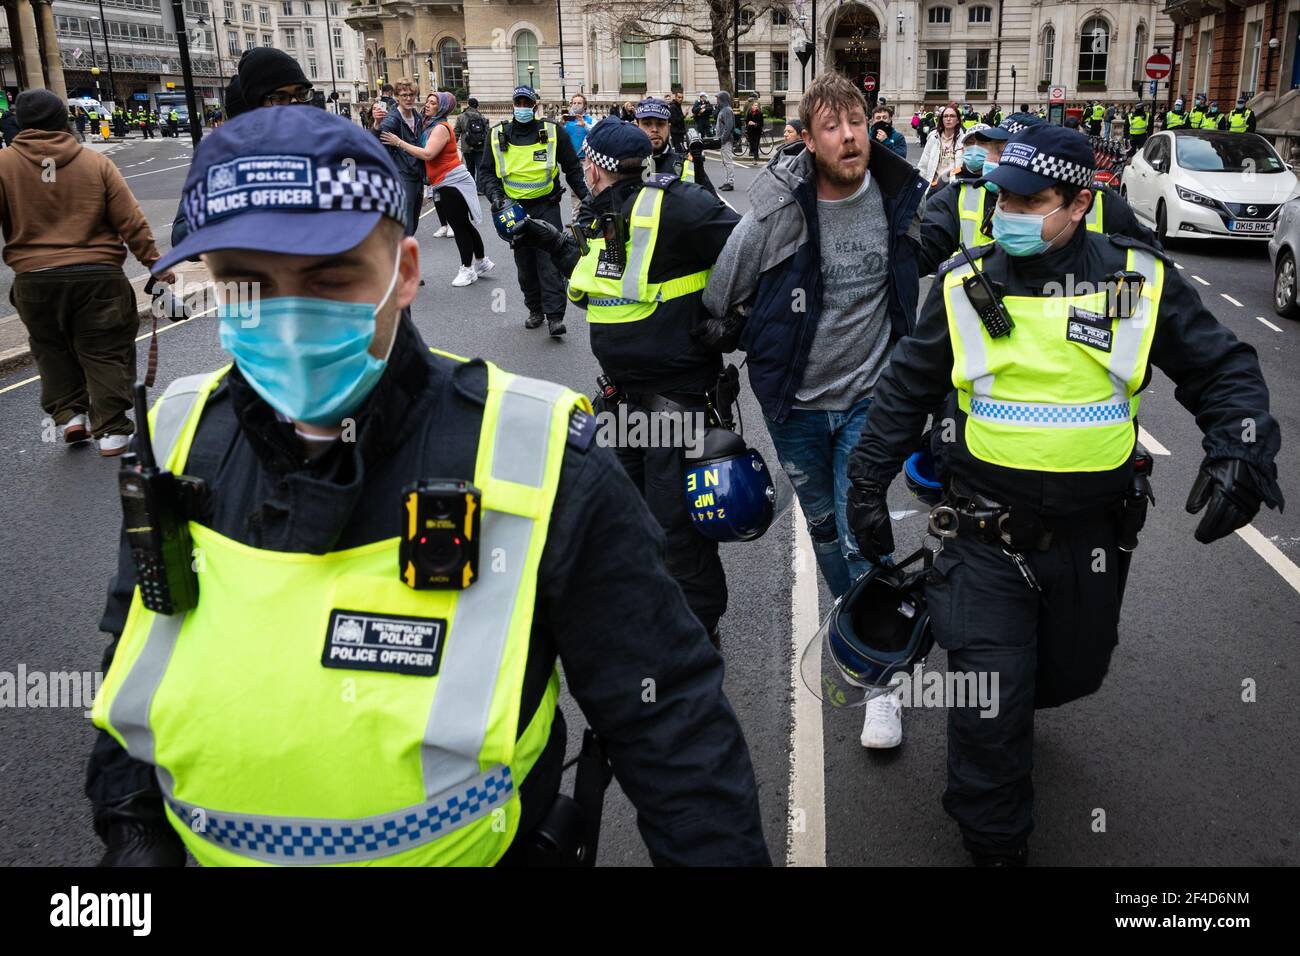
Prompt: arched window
<box><xmin>514</xmin><ymin>29</ymin><xmax>538</xmax><ymax>88</ymax></box>
<box><xmin>1040</xmin><ymin>26</ymin><xmax>1055</xmax><ymax>83</ymax></box>
<box><xmin>1078</xmin><ymin>16</ymin><xmax>1110</xmax><ymax>85</ymax></box>
<box><xmin>1131</xmin><ymin>24</ymin><xmax>1146</xmax><ymax>84</ymax></box>
<box><xmin>439</xmin><ymin>38</ymin><xmax>465</xmax><ymax>91</ymax></box>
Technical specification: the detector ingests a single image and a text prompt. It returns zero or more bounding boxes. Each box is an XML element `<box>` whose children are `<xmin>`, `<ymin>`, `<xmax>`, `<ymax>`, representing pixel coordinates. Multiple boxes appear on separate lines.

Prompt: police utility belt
<box><xmin>927</xmin><ymin>489</ymin><xmax>1122</xmax><ymax>552</ymax></box>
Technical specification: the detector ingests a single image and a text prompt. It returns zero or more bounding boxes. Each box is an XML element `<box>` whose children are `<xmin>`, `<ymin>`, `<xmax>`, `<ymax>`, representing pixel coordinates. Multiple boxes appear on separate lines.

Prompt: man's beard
<box><xmin>813</xmin><ymin>146</ymin><xmax>867</xmax><ymax>190</ymax></box>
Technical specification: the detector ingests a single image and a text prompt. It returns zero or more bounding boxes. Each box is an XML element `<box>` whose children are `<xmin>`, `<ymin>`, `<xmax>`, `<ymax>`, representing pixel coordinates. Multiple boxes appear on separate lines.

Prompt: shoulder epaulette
<box><xmin>1107</xmin><ymin>233</ymin><xmax>1174</xmax><ymax>265</ymax></box>
<box><xmin>938</xmin><ymin>242</ymin><xmax>997</xmax><ymax>277</ymax></box>
<box><xmin>642</xmin><ymin>172</ymin><xmax>678</xmax><ymax>190</ymax></box>
<box><xmin>567</xmin><ymin>406</ymin><xmax>599</xmax><ymax>453</ymax></box>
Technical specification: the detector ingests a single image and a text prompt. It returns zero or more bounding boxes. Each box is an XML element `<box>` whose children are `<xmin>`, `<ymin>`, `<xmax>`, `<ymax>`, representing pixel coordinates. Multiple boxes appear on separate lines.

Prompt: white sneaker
<box><xmin>98</xmin><ymin>433</ymin><xmax>131</xmax><ymax>457</ymax></box>
<box><xmin>860</xmin><ymin>687</ymin><xmax>903</xmax><ymax>749</ymax></box>
<box><xmin>451</xmin><ymin>265</ymin><xmax>478</xmax><ymax>287</ymax></box>
<box><xmin>445</xmin><ymin>226</ymin><xmax>454</xmax><ymax>238</ymax></box>
<box><xmin>432</xmin><ymin>225</ymin><xmax>449</xmax><ymax>238</ymax></box>
<box><xmin>473</xmin><ymin>256</ymin><xmax>494</xmax><ymax>276</ymax></box>
<box><xmin>61</xmin><ymin>413</ymin><xmax>90</xmax><ymax>443</ymax></box>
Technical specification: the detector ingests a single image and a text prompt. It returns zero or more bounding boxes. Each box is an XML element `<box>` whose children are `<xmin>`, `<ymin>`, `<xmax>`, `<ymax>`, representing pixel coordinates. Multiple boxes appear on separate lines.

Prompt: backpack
<box><xmin>464</xmin><ymin>112</ymin><xmax>487</xmax><ymax>149</ymax></box>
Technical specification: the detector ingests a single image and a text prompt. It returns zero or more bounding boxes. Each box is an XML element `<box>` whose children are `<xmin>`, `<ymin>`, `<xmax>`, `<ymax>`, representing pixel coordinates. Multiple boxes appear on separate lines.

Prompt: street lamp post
<box><xmin>1011</xmin><ymin>64</ymin><xmax>1016</xmax><ymax>111</ymax></box>
<box><xmin>96</xmin><ymin>0</ymin><xmax>118</xmax><ymax>104</ymax></box>
<box><xmin>197</xmin><ymin>15</ymin><xmax>228</xmax><ymax>110</ymax></box>
<box><xmin>87</xmin><ymin>17</ymin><xmax>99</xmax><ymax>89</ymax></box>
<box><xmin>168</xmin><ymin>0</ymin><xmax>204</xmax><ymax>147</ymax></box>
<box><xmin>323</xmin><ymin>0</ymin><xmax>340</xmax><ymax>110</ymax></box>
<box><xmin>555</xmin><ymin>0</ymin><xmax>567</xmax><ymax>102</ymax></box>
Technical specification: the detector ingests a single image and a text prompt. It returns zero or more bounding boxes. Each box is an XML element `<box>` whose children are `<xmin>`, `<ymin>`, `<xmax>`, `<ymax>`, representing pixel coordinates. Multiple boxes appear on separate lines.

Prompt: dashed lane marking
<box><xmin>1257</xmin><ymin>316</ymin><xmax>1283</xmax><ymax>332</ymax></box>
<box><xmin>1191</xmin><ymin>274</ymin><xmax>1210</xmax><ymax>286</ymax></box>
<box><xmin>1221</xmin><ymin>293</ymin><xmax>1243</xmax><ymax>307</ymax></box>
<box><xmin>123</xmin><ymin>163</ymin><xmax>190</xmax><ymax>179</ymax></box>
<box><xmin>1138</xmin><ymin>426</ymin><xmax>1171</xmax><ymax>456</ymax></box>
<box><xmin>787</xmin><ymin>499</ymin><xmax>826</xmax><ymax>867</ymax></box>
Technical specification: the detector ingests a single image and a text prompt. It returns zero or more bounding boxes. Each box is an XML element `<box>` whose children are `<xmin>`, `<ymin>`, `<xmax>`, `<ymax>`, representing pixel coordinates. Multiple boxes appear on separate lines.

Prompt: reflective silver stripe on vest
<box><xmin>152</xmin><ymin>373</ymin><xmax>213</xmax><ymax>469</ymax></box>
<box><xmin>492</xmin><ymin>129</ymin><xmax>555</xmax><ymax>192</ymax></box>
<box><xmin>164</xmin><ymin>764</ymin><xmax>512</xmax><ymax>864</ymax></box>
<box><xmin>959</xmin><ymin>184</ymin><xmax>983</xmax><ymax>247</ymax></box>
<box><xmin>1085</xmin><ymin>194</ymin><xmax>1101</xmax><ymax>231</ymax></box>
<box><xmin>622</xmin><ymin>187</ymin><xmax>660</xmax><ymax>302</ymax></box>
<box><xmin>946</xmin><ymin>264</ymin><xmax>994</xmax><ymax>399</ymax></box>
<box><xmin>1105</xmin><ymin>249</ymin><xmax>1157</xmax><ymax>404</ymax></box>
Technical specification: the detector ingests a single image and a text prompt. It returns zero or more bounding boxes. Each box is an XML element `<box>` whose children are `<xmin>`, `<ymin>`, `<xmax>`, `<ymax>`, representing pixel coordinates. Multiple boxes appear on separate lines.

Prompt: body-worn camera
<box><xmin>400</xmin><ymin>480</ymin><xmax>482</xmax><ymax>590</ymax></box>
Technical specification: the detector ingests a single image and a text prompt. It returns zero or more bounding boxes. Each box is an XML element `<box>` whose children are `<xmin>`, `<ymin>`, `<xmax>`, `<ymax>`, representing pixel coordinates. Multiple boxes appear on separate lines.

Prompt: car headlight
<box><xmin>1176</xmin><ymin>186</ymin><xmax>1220</xmax><ymax>208</ymax></box>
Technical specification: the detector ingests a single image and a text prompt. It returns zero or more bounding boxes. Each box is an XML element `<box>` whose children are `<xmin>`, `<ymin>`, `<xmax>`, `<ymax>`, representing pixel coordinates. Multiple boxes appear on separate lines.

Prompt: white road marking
<box><xmin>1137</xmin><ymin>426</ymin><xmax>1171</xmax><ymax>455</ymax></box>
<box><xmin>718</xmin><ymin>194</ymin><xmax>738</xmax><ymax>212</ymax></box>
<box><xmin>889</xmin><ymin>509</ymin><xmax>919</xmax><ymax>520</ymax></box>
<box><xmin>1221</xmin><ymin>293</ymin><xmax>1243</xmax><ymax>307</ymax></box>
<box><xmin>1191</xmin><ymin>274</ymin><xmax>1210</xmax><ymax>286</ymax></box>
<box><xmin>1256</xmin><ymin>316</ymin><xmax>1283</xmax><ymax>332</ymax></box>
<box><xmin>787</xmin><ymin>500</ymin><xmax>826</xmax><ymax>867</ymax></box>
<box><xmin>1175</xmin><ymin>262</ymin><xmax>1185</xmax><ymax>270</ymax></box>
<box><xmin>1234</xmin><ymin>524</ymin><xmax>1300</xmax><ymax>596</ymax></box>
<box><xmin>123</xmin><ymin>163</ymin><xmax>190</xmax><ymax>179</ymax></box>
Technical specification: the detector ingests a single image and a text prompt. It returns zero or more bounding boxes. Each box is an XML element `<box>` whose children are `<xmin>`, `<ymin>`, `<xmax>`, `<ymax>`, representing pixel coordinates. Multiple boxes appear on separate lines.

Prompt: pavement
<box><xmin>0</xmin><ymin>135</ymin><xmax>1296</xmax><ymax>867</ymax></box>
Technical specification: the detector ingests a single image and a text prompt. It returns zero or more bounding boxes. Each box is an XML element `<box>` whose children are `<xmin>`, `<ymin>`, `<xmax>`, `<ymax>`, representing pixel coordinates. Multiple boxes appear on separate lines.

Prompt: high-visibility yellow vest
<box><xmin>681</xmin><ymin>155</ymin><xmax>696</xmax><ymax>183</ymax></box>
<box><xmin>1127</xmin><ymin>113</ymin><xmax>1148</xmax><ymax>136</ymax></box>
<box><xmin>1189</xmin><ymin>108</ymin><xmax>1206</xmax><ymax>127</ymax></box>
<box><xmin>1165</xmin><ymin>110</ymin><xmax>1187</xmax><ymax>129</ymax></box>
<box><xmin>1090</xmin><ymin>104</ymin><xmax>1105</xmax><ymax>121</ymax></box>
<box><xmin>1228</xmin><ymin>109</ymin><xmax>1252</xmax><ymax>133</ymax></box>
<box><xmin>490</xmin><ymin>122</ymin><xmax>559</xmax><ymax>200</ymax></box>
<box><xmin>1200</xmin><ymin>112</ymin><xmax>1222</xmax><ymax>130</ymax></box>
<box><xmin>169</xmin><ymin>110</ymin><xmax>178</xmax><ymax>121</ymax></box>
<box><xmin>962</xmin><ymin>115</ymin><xmax>979</xmax><ymax>130</ymax></box>
<box><xmin>958</xmin><ymin>183</ymin><xmax>1104</xmax><ymax>248</ymax></box>
<box><xmin>567</xmin><ymin>180</ymin><xmax>710</xmax><ymax>323</ymax></box>
<box><xmin>942</xmin><ymin>244</ymin><xmax>1163</xmax><ymax>472</ymax></box>
<box><xmin>93</xmin><ymin>357</ymin><xmax>588</xmax><ymax>866</ymax></box>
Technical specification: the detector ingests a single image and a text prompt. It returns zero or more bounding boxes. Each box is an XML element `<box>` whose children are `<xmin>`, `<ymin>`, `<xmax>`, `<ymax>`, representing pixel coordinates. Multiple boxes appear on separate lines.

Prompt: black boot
<box><xmin>708</xmin><ymin>625</ymin><xmax>721</xmax><ymax>649</ymax></box>
<box><xmin>95</xmin><ymin>794</ymin><xmax>186</xmax><ymax>867</ymax></box>
<box><xmin>525</xmin><ymin>311</ymin><xmax>545</xmax><ymax>330</ymax></box>
<box><xmin>546</xmin><ymin>314</ymin><xmax>567</xmax><ymax>337</ymax></box>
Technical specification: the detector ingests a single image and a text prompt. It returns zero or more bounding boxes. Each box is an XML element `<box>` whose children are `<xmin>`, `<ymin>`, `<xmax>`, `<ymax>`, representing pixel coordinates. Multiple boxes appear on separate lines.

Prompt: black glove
<box><xmin>847</xmin><ymin>480</ymin><xmax>894</xmax><ymax>563</ymax></box>
<box><xmin>511</xmin><ymin>217</ymin><xmax>582</xmax><ymax>276</ymax></box>
<box><xmin>95</xmin><ymin>794</ymin><xmax>186</xmax><ymax>867</ymax></box>
<box><xmin>490</xmin><ymin>196</ymin><xmax>512</xmax><ymax>216</ymax></box>
<box><xmin>1185</xmin><ymin>458</ymin><xmax>1263</xmax><ymax>544</ymax></box>
<box><xmin>693</xmin><ymin>305</ymin><xmax>747</xmax><ymax>353</ymax></box>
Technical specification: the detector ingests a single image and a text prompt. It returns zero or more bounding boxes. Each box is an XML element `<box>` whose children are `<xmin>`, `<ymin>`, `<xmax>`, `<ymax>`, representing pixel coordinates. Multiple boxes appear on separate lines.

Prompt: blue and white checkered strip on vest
<box><xmin>948</xmin><ymin>247</ymin><xmax>1158</xmax><ymax>427</ymax></box>
<box><xmin>107</xmin><ymin>368</ymin><xmax>574</xmax><ymax>865</ymax></box>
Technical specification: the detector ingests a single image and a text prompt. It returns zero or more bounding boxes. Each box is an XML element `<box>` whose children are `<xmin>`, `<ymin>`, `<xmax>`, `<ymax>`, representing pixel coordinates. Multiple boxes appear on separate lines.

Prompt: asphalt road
<box><xmin>0</xmin><ymin>135</ymin><xmax>1296</xmax><ymax>867</ymax></box>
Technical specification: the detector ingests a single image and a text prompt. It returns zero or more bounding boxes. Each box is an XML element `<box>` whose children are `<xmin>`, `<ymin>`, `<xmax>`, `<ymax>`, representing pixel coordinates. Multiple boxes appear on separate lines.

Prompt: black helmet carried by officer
<box><xmin>800</xmin><ymin>562</ymin><xmax>934</xmax><ymax>708</ymax></box>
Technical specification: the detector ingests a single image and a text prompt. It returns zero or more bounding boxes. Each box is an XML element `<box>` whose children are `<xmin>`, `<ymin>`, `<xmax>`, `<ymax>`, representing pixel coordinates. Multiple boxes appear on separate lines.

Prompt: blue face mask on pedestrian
<box><xmin>991</xmin><ymin>203</ymin><xmax>1067</xmax><ymax>257</ymax></box>
<box><xmin>217</xmin><ymin>248</ymin><xmax>403</xmax><ymax>426</ymax></box>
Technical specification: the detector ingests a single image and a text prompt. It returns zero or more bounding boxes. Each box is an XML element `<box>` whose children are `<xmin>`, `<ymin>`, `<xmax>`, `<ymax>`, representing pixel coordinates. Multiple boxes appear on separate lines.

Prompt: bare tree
<box><xmin>583</xmin><ymin>1</ymin><xmax>792</xmax><ymax>96</ymax></box>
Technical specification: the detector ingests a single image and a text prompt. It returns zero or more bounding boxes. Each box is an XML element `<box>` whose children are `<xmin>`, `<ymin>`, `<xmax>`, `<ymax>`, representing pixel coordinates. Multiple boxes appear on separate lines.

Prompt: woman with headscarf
<box><xmin>382</xmin><ymin>91</ymin><xmax>491</xmax><ymax>287</ymax></box>
<box><xmin>416</xmin><ymin>93</ymin><xmax>453</xmax><ymax>238</ymax></box>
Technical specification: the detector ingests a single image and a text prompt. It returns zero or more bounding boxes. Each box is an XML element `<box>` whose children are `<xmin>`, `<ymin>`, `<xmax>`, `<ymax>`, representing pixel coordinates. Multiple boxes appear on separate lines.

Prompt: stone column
<box><xmin>34</xmin><ymin>0</ymin><xmax>68</xmax><ymax>99</ymax></box>
<box><xmin>15</xmin><ymin>0</ymin><xmax>45</xmax><ymax>91</ymax></box>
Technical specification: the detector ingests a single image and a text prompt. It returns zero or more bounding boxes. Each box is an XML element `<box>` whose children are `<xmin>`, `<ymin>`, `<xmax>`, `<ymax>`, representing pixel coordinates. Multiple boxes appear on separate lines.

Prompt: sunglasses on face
<box><xmin>263</xmin><ymin>86</ymin><xmax>314</xmax><ymax>106</ymax></box>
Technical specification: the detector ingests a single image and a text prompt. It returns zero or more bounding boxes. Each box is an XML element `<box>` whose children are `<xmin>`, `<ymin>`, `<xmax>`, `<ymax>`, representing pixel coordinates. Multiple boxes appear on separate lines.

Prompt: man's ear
<box><xmin>395</xmin><ymin>236</ymin><xmax>421</xmax><ymax>310</ymax></box>
<box><xmin>1072</xmin><ymin>187</ymin><xmax>1094</xmax><ymax>223</ymax></box>
<box><xmin>801</xmin><ymin>128</ymin><xmax>815</xmax><ymax>155</ymax></box>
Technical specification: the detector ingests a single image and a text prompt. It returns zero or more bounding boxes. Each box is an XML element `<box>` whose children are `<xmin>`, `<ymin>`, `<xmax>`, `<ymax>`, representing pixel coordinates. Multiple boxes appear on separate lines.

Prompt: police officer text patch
<box><xmin>1067</xmin><ymin>307</ymin><xmax>1113</xmax><ymax>352</ymax></box>
<box><xmin>322</xmin><ymin>610</ymin><xmax>446</xmax><ymax>676</ymax></box>
<box><xmin>205</xmin><ymin>155</ymin><xmax>315</xmax><ymax>220</ymax></box>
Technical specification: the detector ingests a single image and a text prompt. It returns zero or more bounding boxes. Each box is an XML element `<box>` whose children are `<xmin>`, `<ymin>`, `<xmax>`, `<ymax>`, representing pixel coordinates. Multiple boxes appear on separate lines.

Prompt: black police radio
<box><xmin>400</xmin><ymin>480</ymin><xmax>482</xmax><ymax>590</ymax></box>
<box><xmin>958</xmin><ymin>242</ymin><xmax>1015</xmax><ymax>338</ymax></box>
<box><xmin>118</xmin><ymin>384</ymin><xmax>205</xmax><ymax>615</ymax></box>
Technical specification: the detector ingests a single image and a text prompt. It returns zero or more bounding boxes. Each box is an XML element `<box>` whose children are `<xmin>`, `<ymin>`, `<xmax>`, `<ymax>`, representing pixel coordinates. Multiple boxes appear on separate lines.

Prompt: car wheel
<box><xmin>1156</xmin><ymin>199</ymin><xmax>1169</xmax><ymax>245</ymax></box>
<box><xmin>1274</xmin><ymin>249</ymin><xmax>1300</xmax><ymax>319</ymax></box>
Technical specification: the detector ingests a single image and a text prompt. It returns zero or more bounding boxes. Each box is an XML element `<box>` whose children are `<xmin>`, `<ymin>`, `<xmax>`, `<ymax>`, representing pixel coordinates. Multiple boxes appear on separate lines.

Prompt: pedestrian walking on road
<box><xmin>744</xmin><ymin>99</ymin><xmax>764</xmax><ymax>161</ymax></box>
<box><xmin>715</xmin><ymin>90</ymin><xmax>736</xmax><ymax>190</ymax></box>
<box><xmin>73</xmin><ymin>107</ymin><xmax>87</xmax><ymax>142</ymax></box>
<box><xmin>377</xmin><ymin>79</ymin><xmax>426</xmax><ymax>237</ymax></box>
<box><xmin>0</xmin><ymin>89</ymin><xmax>172</xmax><ymax>455</ymax></box>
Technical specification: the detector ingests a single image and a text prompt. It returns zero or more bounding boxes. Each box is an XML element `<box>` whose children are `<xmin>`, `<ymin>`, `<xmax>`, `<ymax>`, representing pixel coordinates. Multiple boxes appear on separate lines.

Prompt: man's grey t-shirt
<box><xmin>793</xmin><ymin>172</ymin><xmax>893</xmax><ymax>410</ymax></box>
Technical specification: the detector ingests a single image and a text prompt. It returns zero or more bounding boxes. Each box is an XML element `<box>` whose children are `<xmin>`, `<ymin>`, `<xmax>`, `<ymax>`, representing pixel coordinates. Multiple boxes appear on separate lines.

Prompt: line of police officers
<box><xmin>86</xmin><ymin>88</ymin><xmax>1282</xmax><ymax>867</ymax></box>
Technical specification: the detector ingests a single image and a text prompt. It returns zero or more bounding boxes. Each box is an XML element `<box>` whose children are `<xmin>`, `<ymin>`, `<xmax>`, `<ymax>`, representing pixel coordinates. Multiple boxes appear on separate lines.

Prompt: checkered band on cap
<box><xmin>183</xmin><ymin>162</ymin><xmax>405</xmax><ymax>232</ymax></box>
<box><xmin>582</xmin><ymin>140</ymin><xmax>621</xmax><ymax>172</ymax></box>
<box><xmin>1002</xmin><ymin>118</ymin><xmax>1030</xmax><ymax>134</ymax></box>
<box><xmin>1026</xmin><ymin>150</ymin><xmax>1093</xmax><ymax>187</ymax></box>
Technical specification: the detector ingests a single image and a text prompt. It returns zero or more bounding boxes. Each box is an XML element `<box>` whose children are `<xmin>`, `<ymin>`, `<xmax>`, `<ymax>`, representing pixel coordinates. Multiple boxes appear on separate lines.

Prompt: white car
<box><xmin>1121</xmin><ymin>129</ymin><xmax>1300</xmax><ymax>243</ymax></box>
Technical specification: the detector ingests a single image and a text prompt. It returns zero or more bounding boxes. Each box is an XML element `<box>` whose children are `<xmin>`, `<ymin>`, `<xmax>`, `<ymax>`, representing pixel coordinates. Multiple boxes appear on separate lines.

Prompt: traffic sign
<box><xmin>1145</xmin><ymin>53</ymin><xmax>1172</xmax><ymax>80</ymax></box>
<box><xmin>1050</xmin><ymin>86</ymin><xmax>1066</xmax><ymax>103</ymax></box>
<box><xmin>863</xmin><ymin>74</ymin><xmax>877</xmax><ymax>92</ymax></box>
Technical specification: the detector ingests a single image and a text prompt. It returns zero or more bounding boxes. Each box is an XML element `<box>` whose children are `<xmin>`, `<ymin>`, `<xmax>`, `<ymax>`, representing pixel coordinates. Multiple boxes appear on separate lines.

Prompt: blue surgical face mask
<box><xmin>991</xmin><ymin>203</ymin><xmax>1065</xmax><ymax>257</ymax></box>
<box><xmin>514</xmin><ymin>106</ymin><xmax>535</xmax><ymax>123</ymax></box>
<box><xmin>963</xmin><ymin>145</ymin><xmax>988</xmax><ymax>174</ymax></box>
<box><xmin>217</xmin><ymin>250</ymin><xmax>402</xmax><ymax>426</ymax></box>
<box><xmin>981</xmin><ymin>159</ymin><xmax>999</xmax><ymax>192</ymax></box>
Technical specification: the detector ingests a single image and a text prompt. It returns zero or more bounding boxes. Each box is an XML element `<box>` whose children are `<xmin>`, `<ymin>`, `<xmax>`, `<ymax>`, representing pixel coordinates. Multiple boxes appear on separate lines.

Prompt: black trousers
<box><xmin>433</xmin><ymin>186</ymin><xmax>485</xmax><ymax>267</ymax></box>
<box><xmin>463</xmin><ymin>148</ymin><xmax>485</xmax><ymax>193</ymax></box>
<box><xmin>613</xmin><ymin>427</ymin><xmax>727</xmax><ymax>632</ymax></box>
<box><xmin>925</xmin><ymin>518</ymin><xmax>1122</xmax><ymax>854</ymax></box>
<box><xmin>514</xmin><ymin>199</ymin><xmax>568</xmax><ymax>318</ymax></box>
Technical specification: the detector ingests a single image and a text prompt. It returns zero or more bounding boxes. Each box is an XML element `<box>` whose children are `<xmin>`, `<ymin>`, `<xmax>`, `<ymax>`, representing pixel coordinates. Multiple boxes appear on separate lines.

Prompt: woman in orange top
<box><xmin>382</xmin><ymin>91</ymin><xmax>490</xmax><ymax>287</ymax></box>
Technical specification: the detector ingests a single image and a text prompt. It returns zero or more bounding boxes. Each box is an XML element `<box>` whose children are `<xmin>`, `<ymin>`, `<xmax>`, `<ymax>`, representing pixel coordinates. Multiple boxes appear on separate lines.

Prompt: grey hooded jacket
<box><xmin>715</xmin><ymin>90</ymin><xmax>734</xmax><ymax>141</ymax></box>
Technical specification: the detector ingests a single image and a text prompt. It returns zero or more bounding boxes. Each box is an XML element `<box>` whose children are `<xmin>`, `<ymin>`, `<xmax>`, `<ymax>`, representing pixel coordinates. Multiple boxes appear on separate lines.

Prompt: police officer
<box><xmin>918</xmin><ymin>112</ymin><xmax>1156</xmax><ymax>276</ymax></box>
<box><xmin>483</xmin><ymin>85</ymin><xmax>589</xmax><ymax>338</ymax></box>
<box><xmin>503</xmin><ymin>118</ymin><xmax>740</xmax><ymax>644</ymax></box>
<box><xmin>961</xmin><ymin>105</ymin><xmax>980</xmax><ymax>131</ymax></box>
<box><xmin>1227</xmin><ymin>96</ymin><xmax>1257</xmax><ymax>133</ymax></box>
<box><xmin>846</xmin><ymin>124</ymin><xmax>1284</xmax><ymax>866</ymax></box>
<box><xmin>1188</xmin><ymin>92</ymin><xmax>1208</xmax><ymax>129</ymax></box>
<box><xmin>86</xmin><ymin>108</ymin><xmax>769</xmax><ymax>867</ymax></box>
<box><xmin>167</xmin><ymin>107</ymin><xmax>179</xmax><ymax>136</ymax></box>
<box><xmin>1126</xmin><ymin>102</ymin><xmax>1149</xmax><ymax>149</ymax></box>
<box><xmin>1086</xmin><ymin>101</ymin><xmax>1105</xmax><ymax>136</ymax></box>
<box><xmin>1201</xmin><ymin>100</ymin><xmax>1225</xmax><ymax>130</ymax></box>
<box><xmin>635</xmin><ymin>96</ymin><xmax>716</xmax><ymax>197</ymax></box>
<box><xmin>1165</xmin><ymin>98</ymin><xmax>1189</xmax><ymax>130</ymax></box>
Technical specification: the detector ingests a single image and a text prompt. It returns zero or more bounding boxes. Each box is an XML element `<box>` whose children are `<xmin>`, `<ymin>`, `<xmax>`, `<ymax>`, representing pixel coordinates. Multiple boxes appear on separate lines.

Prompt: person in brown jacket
<box><xmin>0</xmin><ymin>89</ymin><xmax>173</xmax><ymax>455</ymax></box>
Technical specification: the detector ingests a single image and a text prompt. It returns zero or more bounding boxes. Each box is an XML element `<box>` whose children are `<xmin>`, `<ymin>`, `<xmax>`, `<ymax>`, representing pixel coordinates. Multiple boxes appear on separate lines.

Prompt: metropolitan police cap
<box><xmin>582</xmin><ymin>117</ymin><xmax>652</xmax><ymax>171</ymax></box>
<box><xmin>993</xmin><ymin>111</ymin><xmax>1046</xmax><ymax>138</ymax></box>
<box><xmin>635</xmin><ymin>97</ymin><xmax>672</xmax><ymax>121</ymax></box>
<box><xmin>153</xmin><ymin>107</ymin><xmax>405</xmax><ymax>274</ymax></box>
<box><xmin>983</xmin><ymin>123</ymin><xmax>1096</xmax><ymax>197</ymax></box>
<box><xmin>513</xmin><ymin>85</ymin><xmax>539</xmax><ymax>104</ymax></box>
<box><xmin>957</xmin><ymin>123</ymin><xmax>993</xmax><ymax>148</ymax></box>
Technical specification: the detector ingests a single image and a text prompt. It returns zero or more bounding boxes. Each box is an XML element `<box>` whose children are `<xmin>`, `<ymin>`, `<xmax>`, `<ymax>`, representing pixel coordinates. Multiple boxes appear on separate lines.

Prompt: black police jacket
<box><xmin>653</xmin><ymin>144</ymin><xmax>717</xmax><ymax>198</ymax></box>
<box><xmin>917</xmin><ymin>181</ymin><xmax>1158</xmax><ymax>275</ymax></box>
<box><xmin>86</xmin><ymin>317</ymin><xmax>770</xmax><ymax>866</ymax></box>
<box><xmin>572</xmin><ymin>176</ymin><xmax>739</xmax><ymax>394</ymax></box>
<box><xmin>480</xmin><ymin>117</ymin><xmax>589</xmax><ymax>208</ymax></box>
<box><xmin>848</xmin><ymin>225</ymin><xmax>1283</xmax><ymax>516</ymax></box>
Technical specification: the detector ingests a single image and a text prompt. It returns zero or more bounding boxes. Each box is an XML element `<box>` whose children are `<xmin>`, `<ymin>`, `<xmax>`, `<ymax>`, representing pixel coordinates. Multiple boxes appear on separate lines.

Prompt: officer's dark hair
<box><xmin>1052</xmin><ymin>183</ymin><xmax>1087</xmax><ymax>208</ymax></box>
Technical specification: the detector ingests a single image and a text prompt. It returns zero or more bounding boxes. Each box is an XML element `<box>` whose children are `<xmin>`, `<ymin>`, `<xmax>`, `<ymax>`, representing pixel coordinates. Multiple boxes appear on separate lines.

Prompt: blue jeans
<box><xmin>764</xmin><ymin>397</ymin><xmax>874</xmax><ymax>598</ymax></box>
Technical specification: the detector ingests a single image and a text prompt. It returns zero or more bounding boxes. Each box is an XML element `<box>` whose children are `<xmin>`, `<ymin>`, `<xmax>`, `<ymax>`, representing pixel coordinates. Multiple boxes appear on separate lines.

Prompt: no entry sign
<box><xmin>1145</xmin><ymin>53</ymin><xmax>1172</xmax><ymax>80</ymax></box>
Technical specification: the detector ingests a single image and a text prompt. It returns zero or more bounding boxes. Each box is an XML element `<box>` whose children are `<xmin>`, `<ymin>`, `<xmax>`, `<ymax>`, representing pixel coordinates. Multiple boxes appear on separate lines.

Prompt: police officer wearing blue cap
<box><xmin>917</xmin><ymin>113</ymin><xmax>1156</xmax><ymax>275</ymax></box>
<box><xmin>847</xmin><ymin>122</ymin><xmax>1284</xmax><ymax>865</ymax></box>
<box><xmin>636</xmin><ymin>96</ymin><xmax>717</xmax><ymax>197</ymax></box>
<box><xmin>85</xmin><ymin>107</ymin><xmax>769</xmax><ymax>867</ymax></box>
<box><xmin>482</xmin><ymin>85</ymin><xmax>589</xmax><ymax>338</ymax></box>
<box><xmin>507</xmin><ymin>117</ymin><xmax>741</xmax><ymax>643</ymax></box>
